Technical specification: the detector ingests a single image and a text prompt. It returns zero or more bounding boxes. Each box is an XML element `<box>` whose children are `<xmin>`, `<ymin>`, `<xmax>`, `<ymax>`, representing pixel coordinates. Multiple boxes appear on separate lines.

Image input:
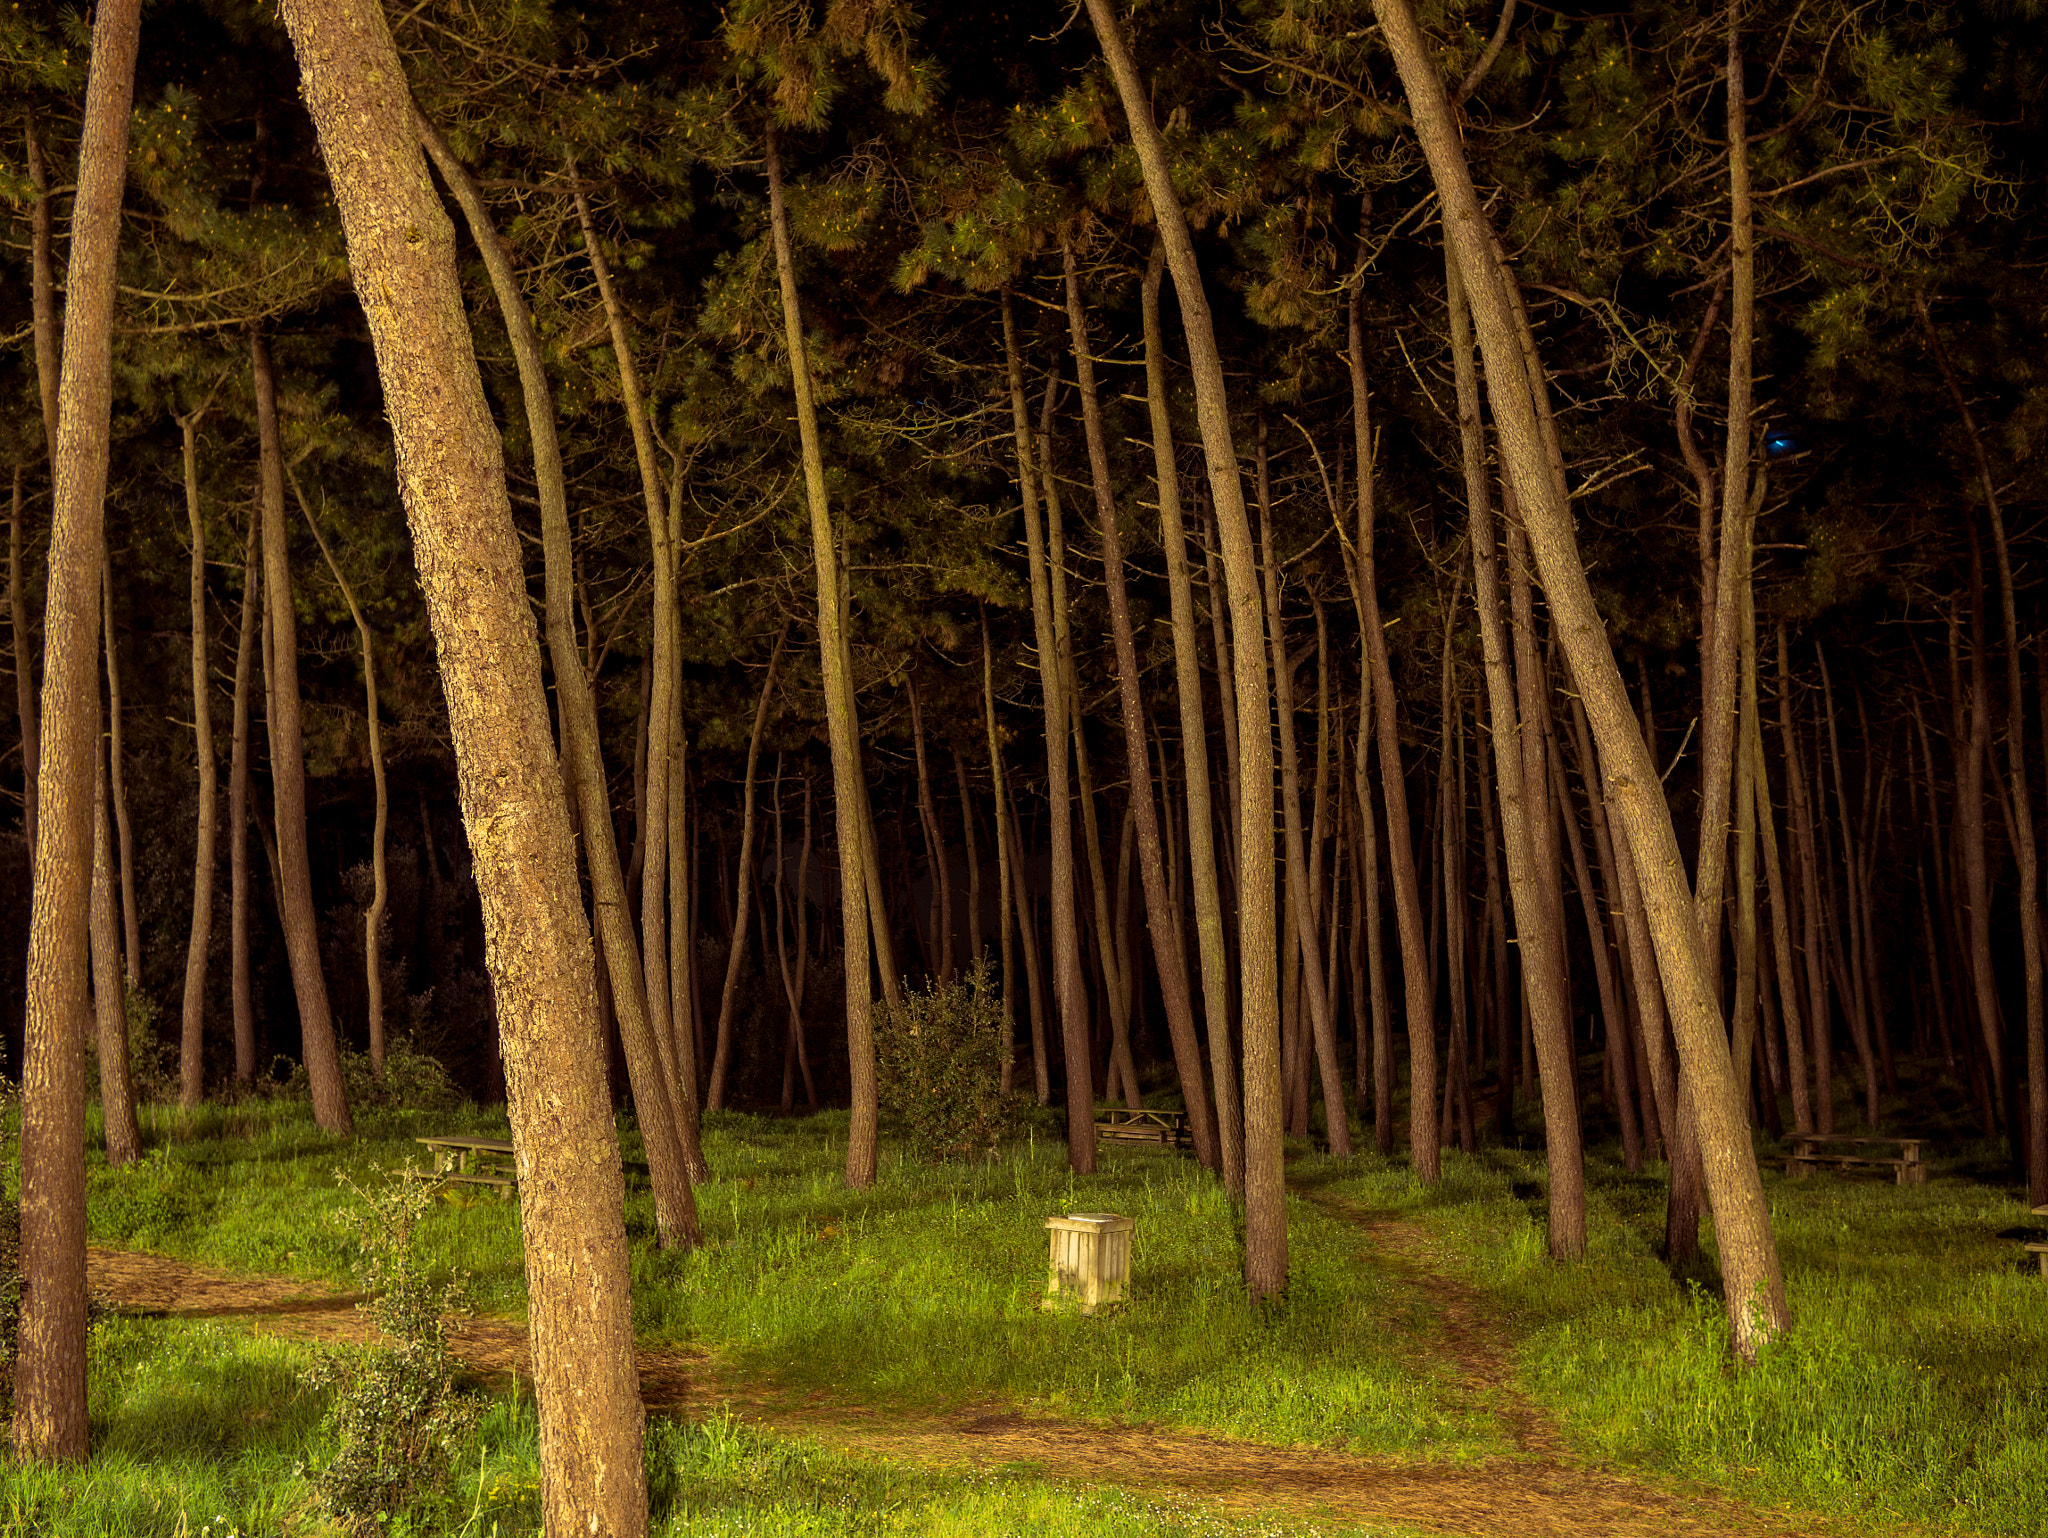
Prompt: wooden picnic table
<box><xmin>1094</xmin><ymin>1107</ymin><xmax>1192</xmax><ymax>1151</ymax></box>
<box><xmin>1784</xmin><ymin>1132</ymin><xmax>1927</xmax><ymax>1185</ymax></box>
<box><xmin>415</xmin><ymin>1135</ymin><xmax>517</xmax><ymax>1193</ymax></box>
<box><xmin>2029</xmin><ymin>1204</ymin><xmax>2048</xmax><ymax>1279</ymax></box>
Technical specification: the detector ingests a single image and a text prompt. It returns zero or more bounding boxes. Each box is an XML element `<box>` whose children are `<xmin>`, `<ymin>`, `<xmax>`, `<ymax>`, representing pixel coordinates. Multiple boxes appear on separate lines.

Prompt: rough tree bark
<box><xmin>14</xmin><ymin>0</ymin><xmax>142</xmax><ymax>1461</ymax></box>
<box><xmin>277</xmin><ymin>0</ymin><xmax>651</xmax><ymax>1525</ymax></box>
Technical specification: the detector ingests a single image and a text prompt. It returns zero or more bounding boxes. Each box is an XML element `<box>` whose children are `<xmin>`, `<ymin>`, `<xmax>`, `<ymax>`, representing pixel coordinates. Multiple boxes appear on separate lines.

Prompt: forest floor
<box><xmin>85</xmin><ymin>1188</ymin><xmax>1908</xmax><ymax>1538</ymax></box>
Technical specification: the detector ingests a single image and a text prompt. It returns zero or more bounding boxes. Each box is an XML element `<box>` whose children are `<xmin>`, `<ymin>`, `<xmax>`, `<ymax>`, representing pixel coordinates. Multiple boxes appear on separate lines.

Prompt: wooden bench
<box><xmin>414</xmin><ymin>1135</ymin><xmax>517</xmax><ymax>1194</ymax></box>
<box><xmin>1094</xmin><ymin>1107</ymin><xmax>1192</xmax><ymax>1151</ymax></box>
<box><xmin>2029</xmin><ymin>1204</ymin><xmax>2048</xmax><ymax>1279</ymax></box>
<box><xmin>1785</xmin><ymin>1133</ymin><xmax>1927</xmax><ymax>1185</ymax></box>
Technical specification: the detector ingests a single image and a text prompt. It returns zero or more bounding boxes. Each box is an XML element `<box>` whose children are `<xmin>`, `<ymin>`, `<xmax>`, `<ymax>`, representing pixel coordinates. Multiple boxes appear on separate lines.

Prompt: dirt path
<box><xmin>84</xmin><ymin>1210</ymin><xmax>1910</xmax><ymax>1538</ymax></box>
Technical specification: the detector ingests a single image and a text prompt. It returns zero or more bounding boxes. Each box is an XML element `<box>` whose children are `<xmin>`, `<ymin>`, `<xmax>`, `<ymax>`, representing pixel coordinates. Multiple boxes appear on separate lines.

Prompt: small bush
<box><xmin>272</xmin><ymin>1034</ymin><xmax>464</xmax><ymax>1115</ymax></box>
<box><xmin>308</xmin><ymin>1171</ymin><xmax>481</xmax><ymax>1534</ymax></box>
<box><xmin>874</xmin><ymin>957</ymin><xmax>1025</xmax><ymax>1161</ymax></box>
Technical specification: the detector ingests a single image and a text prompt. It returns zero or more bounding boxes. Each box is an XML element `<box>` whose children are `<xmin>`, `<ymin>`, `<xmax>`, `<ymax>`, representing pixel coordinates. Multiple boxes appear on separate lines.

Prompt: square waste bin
<box><xmin>1045</xmin><ymin>1212</ymin><xmax>1133</xmax><ymax>1314</ymax></box>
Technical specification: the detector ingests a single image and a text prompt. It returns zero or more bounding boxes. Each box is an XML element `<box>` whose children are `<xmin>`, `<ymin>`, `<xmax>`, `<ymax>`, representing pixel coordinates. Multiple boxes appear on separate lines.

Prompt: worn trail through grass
<box><xmin>87</xmin><ymin>1189</ymin><xmax>1911</xmax><ymax>1538</ymax></box>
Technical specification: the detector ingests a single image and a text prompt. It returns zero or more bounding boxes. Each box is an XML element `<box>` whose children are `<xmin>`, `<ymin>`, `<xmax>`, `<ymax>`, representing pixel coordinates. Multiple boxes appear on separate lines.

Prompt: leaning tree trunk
<box><xmin>1373</xmin><ymin>0</ymin><xmax>1788</xmax><ymax>1356</ymax></box>
<box><xmin>1256</xmin><ymin>428</ymin><xmax>1350</xmax><ymax>1157</ymax></box>
<box><xmin>1062</xmin><ymin>244</ymin><xmax>1220</xmax><ymax>1166</ymax></box>
<box><xmin>291</xmin><ymin>470</ymin><xmax>390</xmax><ymax>1079</ymax></box>
<box><xmin>1085</xmin><ymin>0</ymin><xmax>1286</xmax><ymax>1294</ymax></box>
<box><xmin>178</xmin><ymin>405</ymin><xmax>220</xmax><ymax>1107</ymax></box>
<box><xmin>764</xmin><ymin>125</ymin><xmax>879</xmax><ymax>1190</ymax></box>
<box><xmin>251</xmin><ymin>332</ymin><xmax>350</xmax><ymax>1135</ymax></box>
<box><xmin>14</xmin><ymin>0</ymin><xmax>141</xmax><ymax>1463</ymax></box>
<box><xmin>418</xmin><ymin>113</ymin><xmax>707</xmax><ymax>1211</ymax></box>
<box><xmin>1450</xmin><ymin>250</ymin><xmax>1585</xmax><ymax>1256</ymax></box>
<box><xmin>1000</xmin><ymin>290</ymin><xmax>1093</xmax><ymax>1172</ymax></box>
<box><xmin>1141</xmin><ymin>242</ymin><xmax>1243</xmax><ymax>1191</ymax></box>
<box><xmin>277</xmin><ymin>0</ymin><xmax>652</xmax><ymax>1526</ymax></box>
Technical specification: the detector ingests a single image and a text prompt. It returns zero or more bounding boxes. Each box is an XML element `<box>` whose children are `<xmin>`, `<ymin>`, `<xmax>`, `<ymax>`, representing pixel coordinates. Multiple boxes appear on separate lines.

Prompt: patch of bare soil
<box><xmin>82</xmin><ymin>1225</ymin><xmax>1917</xmax><ymax>1538</ymax></box>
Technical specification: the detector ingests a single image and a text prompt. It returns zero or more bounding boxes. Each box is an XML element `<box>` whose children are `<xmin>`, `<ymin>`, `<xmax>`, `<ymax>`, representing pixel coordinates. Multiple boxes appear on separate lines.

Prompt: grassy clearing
<box><xmin>73</xmin><ymin>1102</ymin><xmax>1494</xmax><ymax>1460</ymax></box>
<box><xmin>1</xmin><ymin>1312</ymin><xmax>1417</xmax><ymax>1537</ymax></box>
<box><xmin>1301</xmin><ymin>1139</ymin><xmax>2048</xmax><ymax>1537</ymax></box>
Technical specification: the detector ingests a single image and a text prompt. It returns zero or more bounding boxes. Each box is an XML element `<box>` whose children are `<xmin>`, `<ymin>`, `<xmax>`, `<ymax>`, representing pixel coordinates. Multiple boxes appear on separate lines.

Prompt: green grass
<box><xmin>74</xmin><ymin>1102</ymin><xmax>1493</xmax><ymax>1460</ymax></box>
<box><xmin>0</xmin><ymin>1306</ymin><xmax>1417</xmax><ymax>1537</ymax></box>
<box><xmin>1301</xmin><ymin>1140</ymin><xmax>2048</xmax><ymax>1537</ymax></box>
<box><xmin>20</xmin><ymin>1096</ymin><xmax>2047</xmax><ymax>1535</ymax></box>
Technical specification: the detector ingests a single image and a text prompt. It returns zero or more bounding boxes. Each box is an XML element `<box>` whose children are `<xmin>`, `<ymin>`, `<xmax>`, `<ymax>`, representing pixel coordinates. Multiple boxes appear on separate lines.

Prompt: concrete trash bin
<box><xmin>1045</xmin><ymin>1212</ymin><xmax>1134</xmax><ymax>1314</ymax></box>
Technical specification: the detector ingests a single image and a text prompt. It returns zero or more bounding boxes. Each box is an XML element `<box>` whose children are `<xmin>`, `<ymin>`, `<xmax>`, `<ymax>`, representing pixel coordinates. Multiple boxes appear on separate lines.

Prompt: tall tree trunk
<box><xmin>278</xmin><ymin>1</ymin><xmax>651</xmax><ymax>1524</ymax></box>
<box><xmin>764</xmin><ymin>127</ymin><xmax>878</xmax><ymax>1189</ymax></box>
<box><xmin>1336</xmin><ymin>252</ymin><xmax>1436</xmax><ymax>1182</ymax></box>
<box><xmin>1781</xmin><ymin>625</ymin><xmax>1834</xmax><ymax>1131</ymax></box>
<box><xmin>14</xmin><ymin>0</ymin><xmax>142</xmax><ymax>1461</ymax></box>
<box><xmin>1452</xmin><ymin>248</ymin><xmax>1585</xmax><ymax>1254</ymax></box>
<box><xmin>1818</xmin><ymin>645</ymin><xmax>1881</xmax><ymax>1125</ymax></box>
<box><xmin>1918</xmin><ymin>294</ymin><xmax>2045</xmax><ymax>1199</ymax></box>
<box><xmin>1474</xmin><ymin>683</ymin><xmax>1515</xmax><ymax>1141</ymax></box>
<box><xmin>178</xmin><ymin>407</ymin><xmax>219</xmax><ymax>1108</ymax></box>
<box><xmin>1086</xmin><ymin>0</ymin><xmax>1285</xmax><ymax>1292</ymax></box>
<box><xmin>1374</xmin><ymin>0</ymin><xmax>1786</xmax><ymax>1352</ymax></box>
<box><xmin>1752</xmin><ymin>646</ymin><xmax>1811</xmax><ymax>1134</ymax></box>
<box><xmin>228</xmin><ymin>512</ymin><xmax>260</xmax><ymax>1086</ymax></box>
<box><xmin>291</xmin><ymin>471</ymin><xmax>390</xmax><ymax>1077</ymax></box>
<box><xmin>1257</xmin><ymin>427</ymin><xmax>1350</xmax><ymax>1157</ymax></box>
<box><xmin>418</xmin><ymin>114</ymin><xmax>708</xmax><ymax>1203</ymax></box>
<box><xmin>251</xmin><ymin>333</ymin><xmax>350</xmax><ymax>1135</ymax></box>
<box><xmin>568</xmin><ymin>168</ymin><xmax>693</xmax><ymax>1165</ymax></box>
<box><xmin>1000</xmin><ymin>290</ymin><xmax>1092</xmax><ymax>1169</ymax></box>
<box><xmin>9</xmin><ymin>467</ymin><xmax>36</xmax><ymax>865</ymax></box>
<box><xmin>92</xmin><ymin>739</ymin><xmax>140</xmax><ymax>1166</ymax></box>
<box><xmin>1071</xmin><ymin>693</ymin><xmax>1140</xmax><ymax>1108</ymax></box>
<box><xmin>102</xmin><ymin>562</ymin><xmax>140</xmax><ymax>984</ymax></box>
<box><xmin>981</xmin><ymin>612</ymin><xmax>1027</xmax><ymax>1096</ymax></box>
<box><xmin>1062</xmin><ymin>245</ymin><xmax>1217</xmax><ymax>1165</ymax></box>
<box><xmin>709</xmin><ymin>626</ymin><xmax>789</xmax><ymax>1108</ymax></box>
<box><xmin>1142</xmin><ymin>240</ymin><xmax>1241</xmax><ymax>1192</ymax></box>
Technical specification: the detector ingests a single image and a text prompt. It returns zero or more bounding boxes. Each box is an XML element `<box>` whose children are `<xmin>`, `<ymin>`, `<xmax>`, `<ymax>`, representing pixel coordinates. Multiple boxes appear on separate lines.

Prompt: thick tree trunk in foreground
<box><xmin>1374</xmin><ymin>0</ymin><xmax>1787</xmax><ymax>1355</ymax></box>
<box><xmin>14</xmin><ymin>0</ymin><xmax>142</xmax><ymax>1462</ymax></box>
<box><xmin>764</xmin><ymin>126</ymin><xmax>878</xmax><ymax>1189</ymax></box>
<box><xmin>1086</xmin><ymin>0</ymin><xmax>1285</xmax><ymax>1293</ymax></box>
<box><xmin>279</xmin><ymin>0</ymin><xmax>650</xmax><ymax>1528</ymax></box>
<box><xmin>419</xmin><ymin>115</ymin><xmax>707</xmax><ymax>1210</ymax></box>
<box><xmin>179</xmin><ymin>407</ymin><xmax>220</xmax><ymax>1107</ymax></box>
<box><xmin>251</xmin><ymin>332</ymin><xmax>350</xmax><ymax>1135</ymax></box>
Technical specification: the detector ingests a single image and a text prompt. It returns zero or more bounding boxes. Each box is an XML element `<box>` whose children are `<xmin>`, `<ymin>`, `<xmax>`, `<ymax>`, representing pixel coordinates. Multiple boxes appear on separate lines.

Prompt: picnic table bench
<box><xmin>2030</xmin><ymin>1204</ymin><xmax>2048</xmax><ymax>1279</ymax></box>
<box><xmin>1785</xmin><ymin>1133</ymin><xmax>1927</xmax><ymax>1185</ymax></box>
<box><xmin>414</xmin><ymin>1135</ymin><xmax>517</xmax><ymax>1194</ymax></box>
<box><xmin>1094</xmin><ymin>1107</ymin><xmax>1192</xmax><ymax>1151</ymax></box>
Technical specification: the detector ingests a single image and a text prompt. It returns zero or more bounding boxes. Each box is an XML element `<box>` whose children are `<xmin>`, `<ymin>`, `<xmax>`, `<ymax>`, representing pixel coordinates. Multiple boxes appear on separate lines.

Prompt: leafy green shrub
<box><xmin>272</xmin><ymin>1034</ymin><xmax>464</xmax><ymax>1114</ymax></box>
<box><xmin>875</xmin><ymin>958</ymin><xmax>1024</xmax><ymax>1161</ymax></box>
<box><xmin>307</xmin><ymin>1171</ymin><xmax>481</xmax><ymax>1534</ymax></box>
<box><xmin>85</xmin><ymin>986</ymin><xmax>174</xmax><ymax>1106</ymax></box>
